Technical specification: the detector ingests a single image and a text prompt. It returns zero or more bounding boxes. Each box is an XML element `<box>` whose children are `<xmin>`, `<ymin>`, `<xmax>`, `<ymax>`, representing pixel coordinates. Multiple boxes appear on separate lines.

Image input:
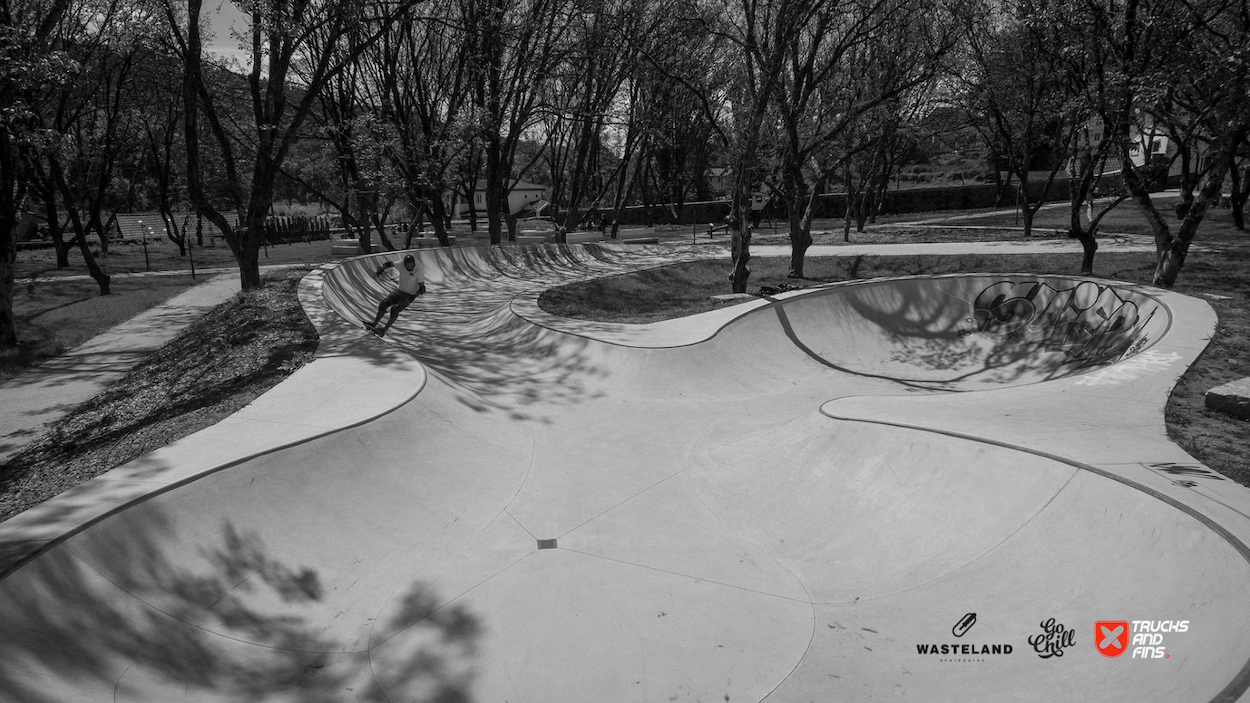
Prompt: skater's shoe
<box><xmin>373</xmin><ymin>327</ymin><xmax>387</xmax><ymax>337</ymax></box>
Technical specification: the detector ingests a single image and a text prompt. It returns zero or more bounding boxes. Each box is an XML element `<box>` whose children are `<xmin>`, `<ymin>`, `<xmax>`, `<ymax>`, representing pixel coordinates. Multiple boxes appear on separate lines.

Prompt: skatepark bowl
<box><xmin>2</xmin><ymin>242</ymin><xmax>1250</xmax><ymax>703</ymax></box>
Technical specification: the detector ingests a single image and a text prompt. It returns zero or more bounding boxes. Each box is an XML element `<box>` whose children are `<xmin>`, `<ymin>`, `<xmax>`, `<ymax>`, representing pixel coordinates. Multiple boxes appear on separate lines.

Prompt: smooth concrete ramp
<box><xmin>1</xmin><ymin>243</ymin><xmax>1249</xmax><ymax>703</ymax></box>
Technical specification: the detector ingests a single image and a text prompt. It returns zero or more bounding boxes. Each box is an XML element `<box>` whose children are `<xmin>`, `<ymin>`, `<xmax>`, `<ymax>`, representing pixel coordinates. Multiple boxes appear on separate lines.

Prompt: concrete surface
<box><xmin>2</xmin><ymin>240</ymin><xmax>1248</xmax><ymax>703</ymax></box>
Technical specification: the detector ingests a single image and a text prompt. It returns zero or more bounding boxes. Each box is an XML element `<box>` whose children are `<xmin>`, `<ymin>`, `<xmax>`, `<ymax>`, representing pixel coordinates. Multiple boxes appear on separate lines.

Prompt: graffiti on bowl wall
<box><xmin>967</xmin><ymin>281</ymin><xmax>1160</xmax><ymax>365</ymax></box>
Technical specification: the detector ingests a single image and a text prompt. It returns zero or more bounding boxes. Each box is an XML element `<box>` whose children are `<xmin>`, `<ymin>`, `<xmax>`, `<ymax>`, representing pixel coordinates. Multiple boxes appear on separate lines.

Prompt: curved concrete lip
<box><xmin>1</xmin><ymin>242</ymin><xmax>1248</xmax><ymax>703</ymax></box>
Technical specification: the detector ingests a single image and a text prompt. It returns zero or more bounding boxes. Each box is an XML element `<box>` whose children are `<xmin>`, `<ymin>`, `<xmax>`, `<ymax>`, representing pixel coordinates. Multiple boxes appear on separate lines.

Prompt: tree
<box><xmin>1229</xmin><ymin>141</ymin><xmax>1248</xmax><ymax>229</ymax></box>
<box><xmin>768</xmin><ymin>0</ymin><xmax>952</xmax><ymax>277</ymax></box>
<box><xmin>539</xmin><ymin>0</ymin><xmax>636</xmax><ymax>234</ymax></box>
<box><xmin>463</xmin><ymin>0</ymin><xmax>573</xmax><ymax>244</ymax></box>
<box><xmin>1031</xmin><ymin>0</ymin><xmax>1131</xmax><ymax>275</ymax></box>
<box><xmin>367</xmin><ymin>0</ymin><xmax>474</xmax><ymax>246</ymax></box>
<box><xmin>167</xmin><ymin>0</ymin><xmax>418</xmax><ymax>291</ymax></box>
<box><xmin>1</xmin><ymin>0</ymin><xmax>73</xmax><ymax>346</ymax></box>
<box><xmin>706</xmin><ymin>0</ymin><xmax>804</xmax><ymax>293</ymax></box>
<box><xmin>134</xmin><ymin>43</ymin><xmax>193</xmax><ymax>256</ymax></box>
<box><xmin>301</xmin><ymin>38</ymin><xmax>401</xmax><ymax>255</ymax></box>
<box><xmin>622</xmin><ymin>0</ymin><xmax>728</xmax><ymax>233</ymax></box>
<box><xmin>1103</xmin><ymin>0</ymin><xmax>1250</xmax><ymax>286</ymax></box>
<box><xmin>954</xmin><ymin>0</ymin><xmax>1077</xmax><ymax>238</ymax></box>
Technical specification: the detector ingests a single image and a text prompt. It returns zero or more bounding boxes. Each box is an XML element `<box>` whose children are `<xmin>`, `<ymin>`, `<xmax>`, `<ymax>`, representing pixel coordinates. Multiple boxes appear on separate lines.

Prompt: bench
<box><xmin>330</xmin><ymin>239</ymin><xmax>363</xmax><ymax>256</ymax></box>
<box><xmin>413</xmin><ymin>235</ymin><xmax>456</xmax><ymax>248</ymax></box>
<box><xmin>565</xmin><ymin>231</ymin><xmax>605</xmax><ymax>244</ymax></box>
<box><xmin>516</xmin><ymin>230</ymin><xmax>553</xmax><ymax>244</ymax></box>
<box><xmin>331</xmin><ymin>236</ymin><xmax>455</xmax><ymax>256</ymax></box>
<box><xmin>614</xmin><ymin>228</ymin><xmax>659</xmax><ymax>244</ymax></box>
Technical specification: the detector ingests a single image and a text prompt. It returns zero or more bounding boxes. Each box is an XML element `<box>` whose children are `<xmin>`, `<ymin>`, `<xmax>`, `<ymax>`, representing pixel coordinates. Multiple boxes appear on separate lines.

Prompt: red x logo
<box><xmin>1097</xmin><ymin>621</ymin><xmax>1129</xmax><ymax>658</ymax></box>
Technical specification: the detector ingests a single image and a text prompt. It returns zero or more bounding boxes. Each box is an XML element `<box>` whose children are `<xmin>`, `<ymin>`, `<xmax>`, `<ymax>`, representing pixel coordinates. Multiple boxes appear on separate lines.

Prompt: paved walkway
<box><xmin>2</xmin><ymin>240</ymin><xmax>1248</xmax><ymax>703</ymax></box>
<box><xmin>0</xmin><ymin>274</ymin><xmax>242</xmax><ymax>465</ymax></box>
<box><xmin>0</xmin><ymin>264</ymin><xmax>325</xmax><ymax>465</ymax></box>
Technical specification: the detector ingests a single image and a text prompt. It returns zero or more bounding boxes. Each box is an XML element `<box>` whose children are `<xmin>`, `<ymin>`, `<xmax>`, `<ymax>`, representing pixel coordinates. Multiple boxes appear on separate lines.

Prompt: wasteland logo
<box><xmin>916</xmin><ymin>614</ymin><xmax>1014</xmax><ymax>662</ymax></box>
<box><xmin>1028</xmin><ymin>618</ymin><xmax>1076</xmax><ymax>658</ymax></box>
<box><xmin>953</xmin><ymin>612</ymin><xmax>976</xmax><ymax>637</ymax></box>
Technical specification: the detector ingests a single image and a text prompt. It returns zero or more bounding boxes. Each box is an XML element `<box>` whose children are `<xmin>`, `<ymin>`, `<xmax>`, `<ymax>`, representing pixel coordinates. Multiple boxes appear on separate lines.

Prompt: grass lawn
<box><xmin>1</xmin><ymin>276</ymin><xmax>202</xmax><ymax>384</ymax></box>
<box><xmin>14</xmin><ymin>236</ymin><xmax>338</xmax><ymax>280</ymax></box>
<box><xmin>954</xmin><ymin>192</ymin><xmax>1188</xmax><ymax>236</ymax></box>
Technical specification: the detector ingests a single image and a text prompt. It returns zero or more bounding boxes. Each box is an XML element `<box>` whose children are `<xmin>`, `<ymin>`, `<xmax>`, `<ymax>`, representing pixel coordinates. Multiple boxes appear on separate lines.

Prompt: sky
<box><xmin>203</xmin><ymin>0</ymin><xmax>250</xmax><ymax>66</ymax></box>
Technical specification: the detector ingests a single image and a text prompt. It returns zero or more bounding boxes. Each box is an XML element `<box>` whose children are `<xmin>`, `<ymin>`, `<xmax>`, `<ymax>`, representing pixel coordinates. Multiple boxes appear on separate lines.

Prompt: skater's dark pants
<box><xmin>373</xmin><ymin>290</ymin><xmax>417</xmax><ymax>327</ymax></box>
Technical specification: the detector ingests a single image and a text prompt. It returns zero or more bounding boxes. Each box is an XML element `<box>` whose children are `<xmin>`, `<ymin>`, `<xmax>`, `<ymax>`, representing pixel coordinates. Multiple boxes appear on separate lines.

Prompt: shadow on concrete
<box><xmin>0</xmin><ymin>505</ymin><xmax>480</xmax><ymax>702</ymax></box>
<box><xmin>779</xmin><ymin>275</ymin><xmax>1167</xmax><ymax>390</ymax></box>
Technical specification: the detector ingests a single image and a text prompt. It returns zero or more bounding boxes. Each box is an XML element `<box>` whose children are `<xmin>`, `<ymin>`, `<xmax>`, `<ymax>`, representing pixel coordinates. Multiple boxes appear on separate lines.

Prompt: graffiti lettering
<box><xmin>970</xmin><ymin>281</ymin><xmax>1159</xmax><ymax>365</ymax></box>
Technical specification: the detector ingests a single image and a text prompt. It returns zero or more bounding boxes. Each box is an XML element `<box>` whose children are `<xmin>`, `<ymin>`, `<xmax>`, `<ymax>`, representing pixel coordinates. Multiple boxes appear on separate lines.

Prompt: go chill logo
<box><xmin>1097</xmin><ymin>620</ymin><xmax>1189</xmax><ymax>659</ymax></box>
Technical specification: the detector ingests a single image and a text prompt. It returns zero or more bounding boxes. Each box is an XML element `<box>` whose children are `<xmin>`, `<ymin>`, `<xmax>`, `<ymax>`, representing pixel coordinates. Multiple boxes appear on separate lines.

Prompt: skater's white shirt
<box><xmin>390</xmin><ymin>259</ymin><xmax>424</xmax><ymax>295</ymax></box>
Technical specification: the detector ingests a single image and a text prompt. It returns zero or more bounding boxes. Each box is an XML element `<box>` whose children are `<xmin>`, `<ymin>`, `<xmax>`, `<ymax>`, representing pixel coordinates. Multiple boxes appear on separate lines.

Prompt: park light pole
<box><xmin>187</xmin><ymin>220</ymin><xmax>196</xmax><ymax>279</ymax></box>
<box><xmin>137</xmin><ymin>219</ymin><xmax>150</xmax><ymax>270</ymax></box>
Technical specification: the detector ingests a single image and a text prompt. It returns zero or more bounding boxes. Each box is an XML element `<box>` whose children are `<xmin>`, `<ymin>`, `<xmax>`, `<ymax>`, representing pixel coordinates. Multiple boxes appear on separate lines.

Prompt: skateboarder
<box><xmin>365</xmin><ymin>253</ymin><xmax>425</xmax><ymax>337</ymax></box>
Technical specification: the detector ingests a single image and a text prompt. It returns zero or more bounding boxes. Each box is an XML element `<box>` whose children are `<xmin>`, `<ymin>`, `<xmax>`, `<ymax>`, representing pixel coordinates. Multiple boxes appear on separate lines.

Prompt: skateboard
<box><xmin>361</xmin><ymin>320</ymin><xmax>386</xmax><ymax>337</ymax></box>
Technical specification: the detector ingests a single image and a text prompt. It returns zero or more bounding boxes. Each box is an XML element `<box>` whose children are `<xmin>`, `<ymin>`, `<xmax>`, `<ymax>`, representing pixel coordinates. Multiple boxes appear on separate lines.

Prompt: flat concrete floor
<box><xmin>2</xmin><ymin>242</ymin><xmax>1248</xmax><ymax>703</ymax></box>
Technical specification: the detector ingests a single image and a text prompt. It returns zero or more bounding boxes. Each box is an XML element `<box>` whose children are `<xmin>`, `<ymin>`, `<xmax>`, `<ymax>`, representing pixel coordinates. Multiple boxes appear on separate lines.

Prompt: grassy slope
<box><xmin>0</xmin><ymin>268</ymin><xmax>319</xmax><ymax>523</ymax></box>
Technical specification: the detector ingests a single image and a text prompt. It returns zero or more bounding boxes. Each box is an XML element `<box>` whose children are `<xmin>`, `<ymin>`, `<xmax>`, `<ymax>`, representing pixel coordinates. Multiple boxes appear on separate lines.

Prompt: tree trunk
<box><xmin>788</xmin><ymin>222</ymin><xmax>812</xmax><ymax>278</ymax></box>
<box><xmin>45</xmin><ymin>197</ymin><xmax>72</xmax><ymax>268</ymax></box>
<box><xmin>1076</xmin><ymin>229</ymin><xmax>1097</xmax><ymax>276</ymax></box>
<box><xmin>1153</xmin><ymin>162</ymin><xmax>1229</xmax><ymax>287</ymax></box>
<box><xmin>1069</xmin><ymin>207</ymin><xmax>1098</xmax><ymax>276</ymax></box>
<box><xmin>467</xmin><ymin>188</ymin><xmax>479</xmax><ymax>233</ymax></box>
<box><xmin>0</xmin><ymin>233</ymin><xmax>14</xmax><ymax>345</ymax></box>
<box><xmin>1229</xmin><ymin>155</ymin><xmax>1246</xmax><ymax>230</ymax></box>
<box><xmin>729</xmin><ymin>215</ymin><xmax>751</xmax><ymax>293</ymax></box>
<box><xmin>1017</xmin><ymin>172</ymin><xmax>1035</xmax><ymax>237</ymax></box>
<box><xmin>238</xmin><ymin>206</ymin><xmax>267</xmax><ymax>291</ymax></box>
<box><xmin>484</xmin><ymin>137</ymin><xmax>505</xmax><ymax>245</ymax></box>
<box><xmin>161</xmin><ymin>210</ymin><xmax>187</xmax><ymax>256</ymax></box>
<box><xmin>504</xmin><ymin>210</ymin><xmax>519</xmax><ymax>242</ymax></box>
<box><xmin>855</xmin><ymin>187</ymin><xmax>872</xmax><ymax>232</ymax></box>
<box><xmin>1020</xmin><ymin>206</ymin><xmax>1035</xmax><ymax>238</ymax></box>
<box><xmin>788</xmin><ymin>184</ymin><xmax>819</xmax><ymax>278</ymax></box>
<box><xmin>64</xmin><ymin>209</ymin><xmax>111</xmax><ymax>295</ymax></box>
<box><xmin>0</xmin><ymin>127</ymin><xmax>16</xmax><ymax>346</ymax></box>
<box><xmin>426</xmin><ymin>196</ymin><xmax>452</xmax><ymax>246</ymax></box>
<box><xmin>843</xmin><ymin>194</ymin><xmax>854</xmax><ymax>242</ymax></box>
<box><xmin>50</xmin><ymin>157</ymin><xmax>110</xmax><ymax>294</ymax></box>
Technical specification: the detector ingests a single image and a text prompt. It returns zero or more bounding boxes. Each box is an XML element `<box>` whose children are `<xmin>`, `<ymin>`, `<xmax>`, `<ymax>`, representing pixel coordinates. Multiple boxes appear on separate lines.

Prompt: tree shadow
<box><xmin>0</xmin><ymin>505</ymin><xmax>480</xmax><ymax>702</ymax></box>
<box><xmin>785</xmin><ymin>276</ymin><xmax>1167</xmax><ymax>389</ymax></box>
